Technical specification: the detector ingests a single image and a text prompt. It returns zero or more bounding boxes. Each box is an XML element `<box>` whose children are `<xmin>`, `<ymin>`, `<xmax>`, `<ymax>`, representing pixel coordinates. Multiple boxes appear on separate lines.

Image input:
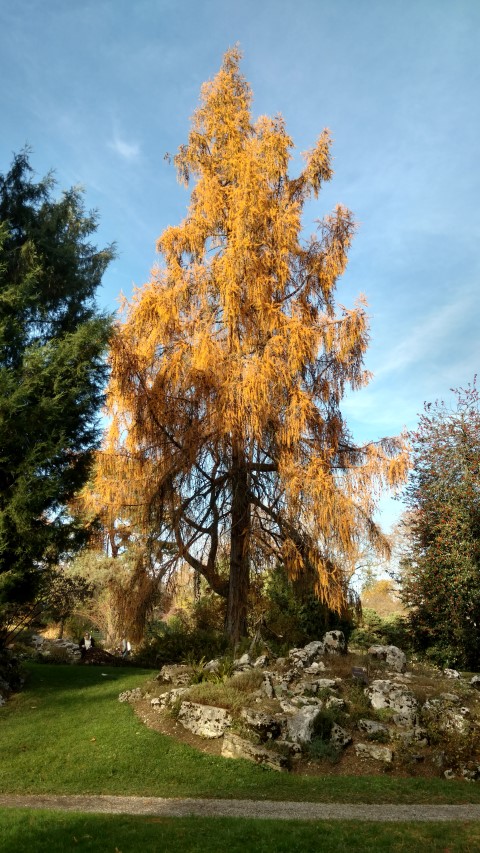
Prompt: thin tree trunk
<box><xmin>226</xmin><ymin>448</ymin><xmax>250</xmax><ymax>643</ymax></box>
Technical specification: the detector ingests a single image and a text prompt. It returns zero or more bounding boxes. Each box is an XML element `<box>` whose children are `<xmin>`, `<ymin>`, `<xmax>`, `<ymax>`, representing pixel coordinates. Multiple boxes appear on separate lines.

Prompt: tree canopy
<box><xmin>96</xmin><ymin>49</ymin><xmax>408</xmax><ymax>642</ymax></box>
<box><xmin>0</xmin><ymin>151</ymin><xmax>114</xmax><ymax>634</ymax></box>
<box><xmin>399</xmin><ymin>381</ymin><xmax>480</xmax><ymax>668</ymax></box>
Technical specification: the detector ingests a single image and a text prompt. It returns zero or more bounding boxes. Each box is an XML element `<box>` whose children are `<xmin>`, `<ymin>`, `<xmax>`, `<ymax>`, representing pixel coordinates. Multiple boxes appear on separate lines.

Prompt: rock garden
<box><xmin>119</xmin><ymin>632</ymin><xmax>480</xmax><ymax>781</ymax></box>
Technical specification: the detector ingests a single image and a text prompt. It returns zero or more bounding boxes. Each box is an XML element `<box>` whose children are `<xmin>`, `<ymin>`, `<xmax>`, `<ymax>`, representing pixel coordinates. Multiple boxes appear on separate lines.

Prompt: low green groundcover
<box><xmin>2</xmin><ymin>810</ymin><xmax>480</xmax><ymax>853</ymax></box>
<box><xmin>1</xmin><ymin>663</ymin><xmax>480</xmax><ymax>804</ymax></box>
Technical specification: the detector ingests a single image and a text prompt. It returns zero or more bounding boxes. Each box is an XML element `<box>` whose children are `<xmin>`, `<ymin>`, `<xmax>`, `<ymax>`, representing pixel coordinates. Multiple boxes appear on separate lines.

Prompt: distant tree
<box><xmin>0</xmin><ymin>151</ymin><xmax>114</xmax><ymax>643</ymax></box>
<box><xmin>40</xmin><ymin>568</ymin><xmax>94</xmax><ymax>640</ymax></box>
<box><xmin>399</xmin><ymin>381</ymin><xmax>480</xmax><ymax>667</ymax></box>
<box><xmin>96</xmin><ymin>49</ymin><xmax>408</xmax><ymax>643</ymax></box>
<box><xmin>361</xmin><ymin>578</ymin><xmax>404</xmax><ymax>618</ymax></box>
<box><xmin>65</xmin><ymin>546</ymin><xmax>164</xmax><ymax>647</ymax></box>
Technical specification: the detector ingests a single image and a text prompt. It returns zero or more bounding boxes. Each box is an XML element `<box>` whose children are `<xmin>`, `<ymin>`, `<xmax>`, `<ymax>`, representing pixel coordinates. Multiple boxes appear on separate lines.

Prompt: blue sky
<box><xmin>1</xmin><ymin>0</ymin><xmax>479</xmax><ymax>534</ymax></box>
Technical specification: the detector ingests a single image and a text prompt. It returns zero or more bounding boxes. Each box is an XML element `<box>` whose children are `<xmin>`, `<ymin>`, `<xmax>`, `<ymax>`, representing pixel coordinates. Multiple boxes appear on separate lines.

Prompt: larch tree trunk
<box><xmin>226</xmin><ymin>447</ymin><xmax>251</xmax><ymax>643</ymax></box>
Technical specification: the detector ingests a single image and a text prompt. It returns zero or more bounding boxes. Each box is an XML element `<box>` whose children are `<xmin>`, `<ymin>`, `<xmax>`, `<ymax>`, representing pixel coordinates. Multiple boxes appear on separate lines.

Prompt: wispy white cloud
<box><xmin>374</xmin><ymin>288</ymin><xmax>476</xmax><ymax>381</ymax></box>
<box><xmin>108</xmin><ymin>133</ymin><xmax>140</xmax><ymax>162</ymax></box>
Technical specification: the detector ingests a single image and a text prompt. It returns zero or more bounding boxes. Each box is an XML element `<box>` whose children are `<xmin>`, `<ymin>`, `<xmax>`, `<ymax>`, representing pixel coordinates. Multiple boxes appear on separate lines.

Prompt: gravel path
<box><xmin>2</xmin><ymin>794</ymin><xmax>480</xmax><ymax>822</ymax></box>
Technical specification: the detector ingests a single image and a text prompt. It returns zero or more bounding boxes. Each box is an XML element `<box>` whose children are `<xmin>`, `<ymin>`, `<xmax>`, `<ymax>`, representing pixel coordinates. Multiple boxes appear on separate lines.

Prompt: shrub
<box><xmin>342</xmin><ymin>682</ymin><xmax>372</xmax><ymax>722</ymax></box>
<box><xmin>349</xmin><ymin>609</ymin><xmax>410</xmax><ymax>650</ymax></box>
<box><xmin>40</xmin><ymin>646</ymin><xmax>72</xmax><ymax>665</ymax></box>
<box><xmin>399</xmin><ymin>383</ymin><xmax>480</xmax><ymax>670</ymax></box>
<box><xmin>261</xmin><ymin>565</ymin><xmax>353</xmax><ymax>650</ymax></box>
<box><xmin>419</xmin><ymin>703</ymin><xmax>480</xmax><ymax>770</ymax></box>
<box><xmin>190</xmin><ymin>595</ymin><xmax>226</xmax><ymax>633</ymax></box>
<box><xmin>0</xmin><ymin>649</ymin><xmax>23</xmax><ymax>692</ymax></box>
<box><xmin>134</xmin><ymin>619</ymin><xmax>229</xmax><ymax>668</ymax></box>
<box><xmin>306</xmin><ymin>737</ymin><xmax>341</xmax><ymax>763</ymax></box>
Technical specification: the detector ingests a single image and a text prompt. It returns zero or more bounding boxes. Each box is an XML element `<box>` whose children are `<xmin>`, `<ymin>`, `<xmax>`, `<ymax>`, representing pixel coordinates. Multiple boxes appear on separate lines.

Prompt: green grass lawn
<box><xmin>2</xmin><ymin>810</ymin><xmax>480</xmax><ymax>853</ymax></box>
<box><xmin>1</xmin><ymin>662</ymin><xmax>480</xmax><ymax>805</ymax></box>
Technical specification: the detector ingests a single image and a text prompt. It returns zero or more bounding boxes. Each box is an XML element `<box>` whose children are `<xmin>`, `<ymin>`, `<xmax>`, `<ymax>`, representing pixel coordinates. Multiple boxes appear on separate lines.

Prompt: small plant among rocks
<box><xmin>365</xmin><ymin>729</ymin><xmax>390</xmax><ymax>744</ymax></box>
<box><xmin>306</xmin><ymin>737</ymin><xmax>342</xmax><ymax>763</ymax></box>
<box><xmin>182</xmin><ymin>681</ymin><xmax>249</xmax><ymax>713</ymax></box>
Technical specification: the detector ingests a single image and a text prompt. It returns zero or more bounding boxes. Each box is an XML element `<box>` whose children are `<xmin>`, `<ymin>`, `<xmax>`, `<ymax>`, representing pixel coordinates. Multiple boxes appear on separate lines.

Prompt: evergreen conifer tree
<box><xmin>0</xmin><ymin>151</ymin><xmax>114</xmax><ymax>638</ymax></box>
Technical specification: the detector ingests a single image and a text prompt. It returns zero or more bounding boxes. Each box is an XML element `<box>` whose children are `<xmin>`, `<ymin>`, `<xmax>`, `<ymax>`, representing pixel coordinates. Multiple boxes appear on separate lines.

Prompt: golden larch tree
<box><xmin>97</xmin><ymin>49</ymin><xmax>409</xmax><ymax>643</ymax></box>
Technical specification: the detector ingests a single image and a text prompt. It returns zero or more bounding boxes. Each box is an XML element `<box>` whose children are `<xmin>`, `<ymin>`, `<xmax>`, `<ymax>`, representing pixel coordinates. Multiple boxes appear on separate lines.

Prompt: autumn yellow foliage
<box><xmin>95</xmin><ymin>48</ymin><xmax>409</xmax><ymax>641</ymax></box>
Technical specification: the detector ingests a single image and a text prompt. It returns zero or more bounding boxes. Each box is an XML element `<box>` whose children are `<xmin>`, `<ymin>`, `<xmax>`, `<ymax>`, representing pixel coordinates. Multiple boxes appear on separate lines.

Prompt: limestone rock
<box><xmin>253</xmin><ymin>654</ymin><xmax>269</xmax><ymax>668</ymax></box>
<box><xmin>303</xmin><ymin>640</ymin><xmax>325</xmax><ymax>659</ymax></box>
<box><xmin>288</xmin><ymin>648</ymin><xmax>311</xmax><ymax>669</ymax></box>
<box><xmin>286</xmin><ymin>704</ymin><xmax>323</xmax><ymax>744</ymax></box>
<box><xmin>470</xmin><ymin>676</ymin><xmax>480</xmax><ymax>690</ymax></box>
<box><xmin>289</xmin><ymin>694</ymin><xmax>321</xmax><ymax>708</ymax></box>
<box><xmin>357</xmin><ymin>719</ymin><xmax>390</xmax><ymax>737</ymax></box>
<box><xmin>233</xmin><ymin>653</ymin><xmax>252</xmax><ymax>671</ymax></box>
<box><xmin>157</xmin><ymin>664</ymin><xmax>192</xmax><ymax>686</ymax></box>
<box><xmin>367</xmin><ymin>645</ymin><xmax>407</xmax><ymax>673</ymax></box>
<box><xmin>291</xmin><ymin>676</ymin><xmax>338</xmax><ymax>697</ymax></box>
<box><xmin>281</xmin><ymin>669</ymin><xmax>297</xmax><ymax>685</ymax></box>
<box><xmin>150</xmin><ymin>687</ymin><xmax>189</xmax><ymax>709</ymax></box>
<box><xmin>32</xmin><ymin>636</ymin><xmax>81</xmax><ymax>663</ymax></box>
<box><xmin>323</xmin><ymin>631</ymin><xmax>346</xmax><ymax>655</ymax></box>
<box><xmin>365</xmin><ymin>679</ymin><xmax>418</xmax><ymax>724</ymax></box>
<box><xmin>439</xmin><ymin>692</ymin><xmax>461</xmax><ymax>704</ymax></box>
<box><xmin>288</xmin><ymin>640</ymin><xmax>325</xmax><ymax>669</ymax></box>
<box><xmin>461</xmin><ymin>763</ymin><xmax>480</xmax><ymax>781</ymax></box>
<box><xmin>118</xmin><ymin>687</ymin><xmax>142</xmax><ymax>703</ymax></box>
<box><xmin>261</xmin><ymin>672</ymin><xmax>275</xmax><ymax>699</ymax></box>
<box><xmin>397</xmin><ymin>727</ymin><xmax>428</xmax><ymax>747</ymax></box>
<box><xmin>280</xmin><ymin>699</ymin><xmax>301</xmax><ymax>714</ymax></box>
<box><xmin>330</xmin><ymin>722</ymin><xmax>352</xmax><ymax>748</ymax></box>
<box><xmin>355</xmin><ymin>742</ymin><xmax>394</xmax><ymax>762</ymax></box>
<box><xmin>304</xmin><ymin>661</ymin><xmax>326</xmax><ymax>674</ymax></box>
<box><xmin>423</xmin><ymin>699</ymin><xmax>470</xmax><ymax>734</ymax></box>
<box><xmin>221</xmin><ymin>732</ymin><xmax>289</xmax><ymax>771</ymax></box>
<box><xmin>325</xmin><ymin>696</ymin><xmax>346</xmax><ymax>711</ymax></box>
<box><xmin>443</xmin><ymin>668</ymin><xmax>460</xmax><ymax>679</ymax></box>
<box><xmin>316</xmin><ymin>678</ymin><xmax>340</xmax><ymax>691</ymax></box>
<box><xmin>290</xmin><ymin>679</ymin><xmax>318</xmax><ymax>696</ymax></box>
<box><xmin>178</xmin><ymin>701</ymin><xmax>232</xmax><ymax>738</ymax></box>
<box><xmin>461</xmin><ymin>767</ymin><xmax>480</xmax><ymax>781</ymax></box>
<box><xmin>240</xmin><ymin>708</ymin><xmax>284</xmax><ymax>740</ymax></box>
<box><xmin>276</xmin><ymin>739</ymin><xmax>302</xmax><ymax>755</ymax></box>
